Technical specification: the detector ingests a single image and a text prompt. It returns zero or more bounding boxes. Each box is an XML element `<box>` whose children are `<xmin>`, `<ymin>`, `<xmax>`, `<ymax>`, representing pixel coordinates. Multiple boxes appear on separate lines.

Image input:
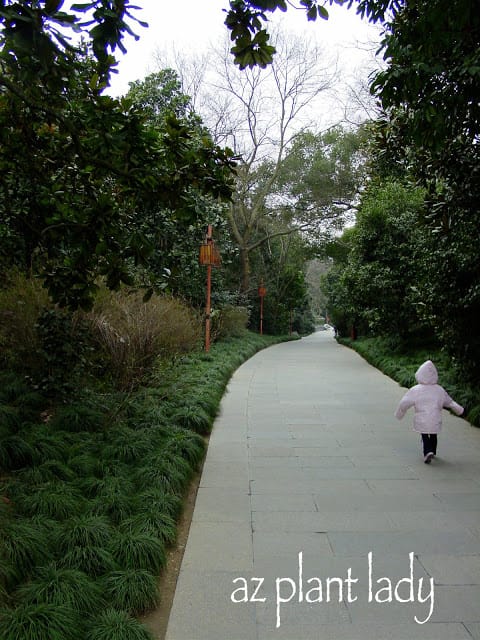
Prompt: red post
<box><xmin>199</xmin><ymin>225</ymin><xmax>221</xmax><ymax>352</ymax></box>
<box><xmin>205</xmin><ymin>224</ymin><xmax>212</xmax><ymax>352</ymax></box>
<box><xmin>260</xmin><ymin>295</ymin><xmax>264</xmax><ymax>335</ymax></box>
<box><xmin>258</xmin><ymin>281</ymin><xmax>267</xmax><ymax>335</ymax></box>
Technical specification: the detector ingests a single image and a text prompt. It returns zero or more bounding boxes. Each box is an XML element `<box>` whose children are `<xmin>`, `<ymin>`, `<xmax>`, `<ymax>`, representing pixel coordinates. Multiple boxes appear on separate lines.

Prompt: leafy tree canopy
<box><xmin>125</xmin><ymin>71</ymin><xmax>234</xmax><ymax>305</ymax></box>
<box><xmin>224</xmin><ymin>0</ymin><xmax>397</xmax><ymax>68</ymax></box>
<box><xmin>0</xmin><ymin>50</ymin><xmax>235</xmax><ymax>309</ymax></box>
<box><xmin>275</xmin><ymin>126</ymin><xmax>367</xmax><ymax>233</ymax></box>
<box><xmin>0</xmin><ymin>0</ymin><xmax>147</xmax><ymax>84</ymax></box>
<box><xmin>371</xmin><ymin>0</ymin><xmax>480</xmax><ymax>151</ymax></box>
<box><xmin>322</xmin><ymin>180</ymin><xmax>429</xmax><ymax>340</ymax></box>
<box><xmin>0</xmin><ymin>0</ymin><xmax>437</xmax><ymax>79</ymax></box>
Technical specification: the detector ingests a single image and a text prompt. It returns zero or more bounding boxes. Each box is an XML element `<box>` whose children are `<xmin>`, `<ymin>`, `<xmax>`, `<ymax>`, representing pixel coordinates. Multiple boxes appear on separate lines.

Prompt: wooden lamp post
<box><xmin>199</xmin><ymin>225</ymin><xmax>221</xmax><ymax>352</ymax></box>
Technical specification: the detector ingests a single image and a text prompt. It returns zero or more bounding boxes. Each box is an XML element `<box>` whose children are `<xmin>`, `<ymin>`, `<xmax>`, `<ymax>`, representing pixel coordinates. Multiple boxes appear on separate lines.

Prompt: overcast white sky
<box><xmin>106</xmin><ymin>1</ymin><xmax>382</xmax><ymax>97</ymax></box>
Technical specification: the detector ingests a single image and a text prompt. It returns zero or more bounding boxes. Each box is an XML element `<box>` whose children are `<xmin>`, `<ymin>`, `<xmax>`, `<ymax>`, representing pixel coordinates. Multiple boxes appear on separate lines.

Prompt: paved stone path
<box><xmin>165</xmin><ymin>331</ymin><xmax>480</xmax><ymax>640</ymax></box>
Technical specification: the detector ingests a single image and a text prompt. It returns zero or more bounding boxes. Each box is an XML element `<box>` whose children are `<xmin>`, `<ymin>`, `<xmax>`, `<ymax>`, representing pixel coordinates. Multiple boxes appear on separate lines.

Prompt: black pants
<box><xmin>421</xmin><ymin>433</ymin><xmax>437</xmax><ymax>456</ymax></box>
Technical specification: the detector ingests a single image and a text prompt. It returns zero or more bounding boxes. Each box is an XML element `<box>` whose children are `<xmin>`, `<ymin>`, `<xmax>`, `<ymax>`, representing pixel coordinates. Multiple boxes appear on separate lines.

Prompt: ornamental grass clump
<box><xmin>25</xmin><ymin>429</ymin><xmax>70</xmax><ymax>465</ymax></box>
<box><xmin>110</xmin><ymin>531</ymin><xmax>166</xmax><ymax>573</ymax></box>
<box><xmin>1</xmin><ymin>519</ymin><xmax>52</xmax><ymax>586</ymax></box>
<box><xmin>0</xmin><ymin>433</ymin><xmax>35</xmax><ymax>471</ymax></box>
<box><xmin>86</xmin><ymin>608</ymin><xmax>154</xmax><ymax>640</ymax></box>
<box><xmin>131</xmin><ymin>489</ymin><xmax>182</xmax><ymax>521</ymax></box>
<box><xmin>56</xmin><ymin>515</ymin><xmax>113</xmax><ymax>553</ymax></box>
<box><xmin>120</xmin><ymin>509</ymin><xmax>177</xmax><ymax>546</ymax></box>
<box><xmin>68</xmin><ymin>452</ymin><xmax>104</xmax><ymax>478</ymax></box>
<box><xmin>14</xmin><ymin>564</ymin><xmax>103</xmax><ymax>614</ymax></box>
<box><xmin>167</xmin><ymin>386</ymin><xmax>221</xmax><ymax>423</ymax></box>
<box><xmin>134</xmin><ymin>454</ymin><xmax>191</xmax><ymax>495</ymax></box>
<box><xmin>0</xmin><ymin>602</ymin><xmax>84</xmax><ymax>640</ymax></box>
<box><xmin>88</xmin><ymin>289</ymin><xmax>202</xmax><ymax>389</ymax></box>
<box><xmin>86</xmin><ymin>473</ymin><xmax>138</xmax><ymax>524</ymax></box>
<box><xmin>14</xmin><ymin>482</ymin><xmax>84</xmax><ymax>521</ymax></box>
<box><xmin>0</xmin><ymin>373</ymin><xmax>32</xmax><ymax>403</ymax></box>
<box><xmin>59</xmin><ymin>544</ymin><xmax>117</xmax><ymax>578</ymax></box>
<box><xmin>0</xmin><ymin>381</ymin><xmax>45</xmax><ymax>426</ymax></box>
<box><xmin>15</xmin><ymin>460</ymin><xmax>75</xmax><ymax>485</ymax></box>
<box><xmin>0</xmin><ymin>403</ymin><xmax>22</xmax><ymax>432</ymax></box>
<box><xmin>50</xmin><ymin>404</ymin><xmax>106</xmax><ymax>433</ymax></box>
<box><xmin>162</xmin><ymin>427</ymin><xmax>206</xmax><ymax>467</ymax></box>
<box><xmin>101</xmin><ymin>569</ymin><xmax>159</xmax><ymax>614</ymax></box>
<box><xmin>102</xmin><ymin>426</ymin><xmax>154</xmax><ymax>464</ymax></box>
<box><xmin>11</xmin><ymin>391</ymin><xmax>46</xmax><ymax>423</ymax></box>
<box><xmin>169</xmin><ymin>404</ymin><xmax>212</xmax><ymax>434</ymax></box>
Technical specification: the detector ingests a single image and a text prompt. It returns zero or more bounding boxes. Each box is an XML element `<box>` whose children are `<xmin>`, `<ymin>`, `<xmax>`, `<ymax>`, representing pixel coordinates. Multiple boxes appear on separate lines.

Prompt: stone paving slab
<box><xmin>466</xmin><ymin>622</ymin><xmax>480</xmax><ymax>639</ymax></box>
<box><xmin>386</xmin><ymin>510</ymin><xmax>480</xmax><ymax>531</ymax></box>
<box><xmin>191</xmin><ymin>488</ymin><xmax>252</xmax><ymax>524</ymax></box>
<box><xmin>328</xmin><ymin>530</ymin><xmax>480</xmax><ymax>556</ymax></box>
<box><xmin>252</xmin><ymin>510</ymin><xmax>395</xmax><ymax>532</ymax></box>
<box><xmin>419</xmin><ymin>555</ymin><xmax>480</xmax><ymax>584</ymax></box>
<box><xmin>164</xmin><ymin>331</ymin><xmax>480</xmax><ymax>640</ymax></box>
<box><xmin>166</xmin><ymin>570</ymin><xmax>257</xmax><ymax>640</ymax></box>
<box><xmin>251</xmin><ymin>493</ymin><xmax>318</xmax><ymax>511</ymax></box>
<box><xmin>180</xmin><ymin>521</ymin><xmax>253</xmax><ymax>572</ymax></box>
<box><xmin>254</xmin><ymin>622</ymin><xmax>473</xmax><ymax>640</ymax></box>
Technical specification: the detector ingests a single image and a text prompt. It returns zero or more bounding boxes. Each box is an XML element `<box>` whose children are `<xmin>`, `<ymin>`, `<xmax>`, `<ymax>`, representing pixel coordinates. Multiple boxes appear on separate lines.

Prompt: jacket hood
<box><xmin>415</xmin><ymin>360</ymin><xmax>438</xmax><ymax>385</ymax></box>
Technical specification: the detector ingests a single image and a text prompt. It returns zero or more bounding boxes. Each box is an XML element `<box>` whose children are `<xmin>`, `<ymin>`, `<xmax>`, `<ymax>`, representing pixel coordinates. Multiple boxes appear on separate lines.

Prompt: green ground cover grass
<box><xmin>0</xmin><ymin>331</ymin><xmax>289</xmax><ymax>640</ymax></box>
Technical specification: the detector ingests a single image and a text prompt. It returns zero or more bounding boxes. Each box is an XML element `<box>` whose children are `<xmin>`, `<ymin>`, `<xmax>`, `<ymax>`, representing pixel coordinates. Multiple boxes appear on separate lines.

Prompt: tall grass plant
<box><xmin>87</xmin><ymin>289</ymin><xmax>202</xmax><ymax>389</ymax></box>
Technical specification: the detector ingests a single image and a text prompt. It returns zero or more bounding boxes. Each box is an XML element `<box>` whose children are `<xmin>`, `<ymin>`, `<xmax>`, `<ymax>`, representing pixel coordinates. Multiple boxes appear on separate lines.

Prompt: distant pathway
<box><xmin>164</xmin><ymin>331</ymin><xmax>480</xmax><ymax>640</ymax></box>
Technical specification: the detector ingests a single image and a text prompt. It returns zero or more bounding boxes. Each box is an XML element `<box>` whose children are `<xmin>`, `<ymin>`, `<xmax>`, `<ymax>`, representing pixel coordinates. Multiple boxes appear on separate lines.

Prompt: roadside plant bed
<box><xmin>0</xmin><ymin>331</ymin><xmax>290</xmax><ymax>640</ymax></box>
<box><xmin>340</xmin><ymin>336</ymin><xmax>480</xmax><ymax>427</ymax></box>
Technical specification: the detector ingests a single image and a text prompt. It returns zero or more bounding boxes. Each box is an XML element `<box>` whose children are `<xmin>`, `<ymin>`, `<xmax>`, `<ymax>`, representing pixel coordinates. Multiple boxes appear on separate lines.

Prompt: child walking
<box><xmin>395</xmin><ymin>360</ymin><xmax>464</xmax><ymax>464</ymax></box>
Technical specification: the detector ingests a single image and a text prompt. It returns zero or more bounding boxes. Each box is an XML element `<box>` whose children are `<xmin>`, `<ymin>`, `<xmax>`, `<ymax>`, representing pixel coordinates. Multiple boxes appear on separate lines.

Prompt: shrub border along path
<box><xmin>339</xmin><ymin>336</ymin><xmax>480</xmax><ymax>428</ymax></box>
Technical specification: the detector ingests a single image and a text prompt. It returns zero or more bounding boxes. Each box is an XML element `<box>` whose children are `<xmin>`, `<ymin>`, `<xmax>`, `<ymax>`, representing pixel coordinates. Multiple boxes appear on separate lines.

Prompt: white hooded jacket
<box><xmin>395</xmin><ymin>360</ymin><xmax>464</xmax><ymax>433</ymax></box>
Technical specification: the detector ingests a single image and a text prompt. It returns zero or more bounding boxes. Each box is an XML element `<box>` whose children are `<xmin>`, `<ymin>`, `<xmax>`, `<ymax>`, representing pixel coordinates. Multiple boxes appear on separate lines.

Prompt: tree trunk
<box><xmin>239</xmin><ymin>245</ymin><xmax>250</xmax><ymax>294</ymax></box>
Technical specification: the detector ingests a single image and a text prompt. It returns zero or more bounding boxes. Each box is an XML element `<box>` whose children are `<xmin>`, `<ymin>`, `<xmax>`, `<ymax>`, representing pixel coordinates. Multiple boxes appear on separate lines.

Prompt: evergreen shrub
<box><xmin>213</xmin><ymin>305</ymin><xmax>249</xmax><ymax>339</ymax></box>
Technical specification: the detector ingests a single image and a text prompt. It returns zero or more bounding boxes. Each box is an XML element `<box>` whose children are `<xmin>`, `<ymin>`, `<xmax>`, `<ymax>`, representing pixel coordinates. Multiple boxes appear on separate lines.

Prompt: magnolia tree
<box><xmin>0</xmin><ymin>2</ymin><xmax>235</xmax><ymax>309</ymax></box>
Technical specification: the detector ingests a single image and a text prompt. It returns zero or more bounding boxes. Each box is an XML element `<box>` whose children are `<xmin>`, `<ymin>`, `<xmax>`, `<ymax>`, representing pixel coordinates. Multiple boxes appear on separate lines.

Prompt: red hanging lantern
<box><xmin>199</xmin><ymin>242</ymin><xmax>222</xmax><ymax>266</ymax></box>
